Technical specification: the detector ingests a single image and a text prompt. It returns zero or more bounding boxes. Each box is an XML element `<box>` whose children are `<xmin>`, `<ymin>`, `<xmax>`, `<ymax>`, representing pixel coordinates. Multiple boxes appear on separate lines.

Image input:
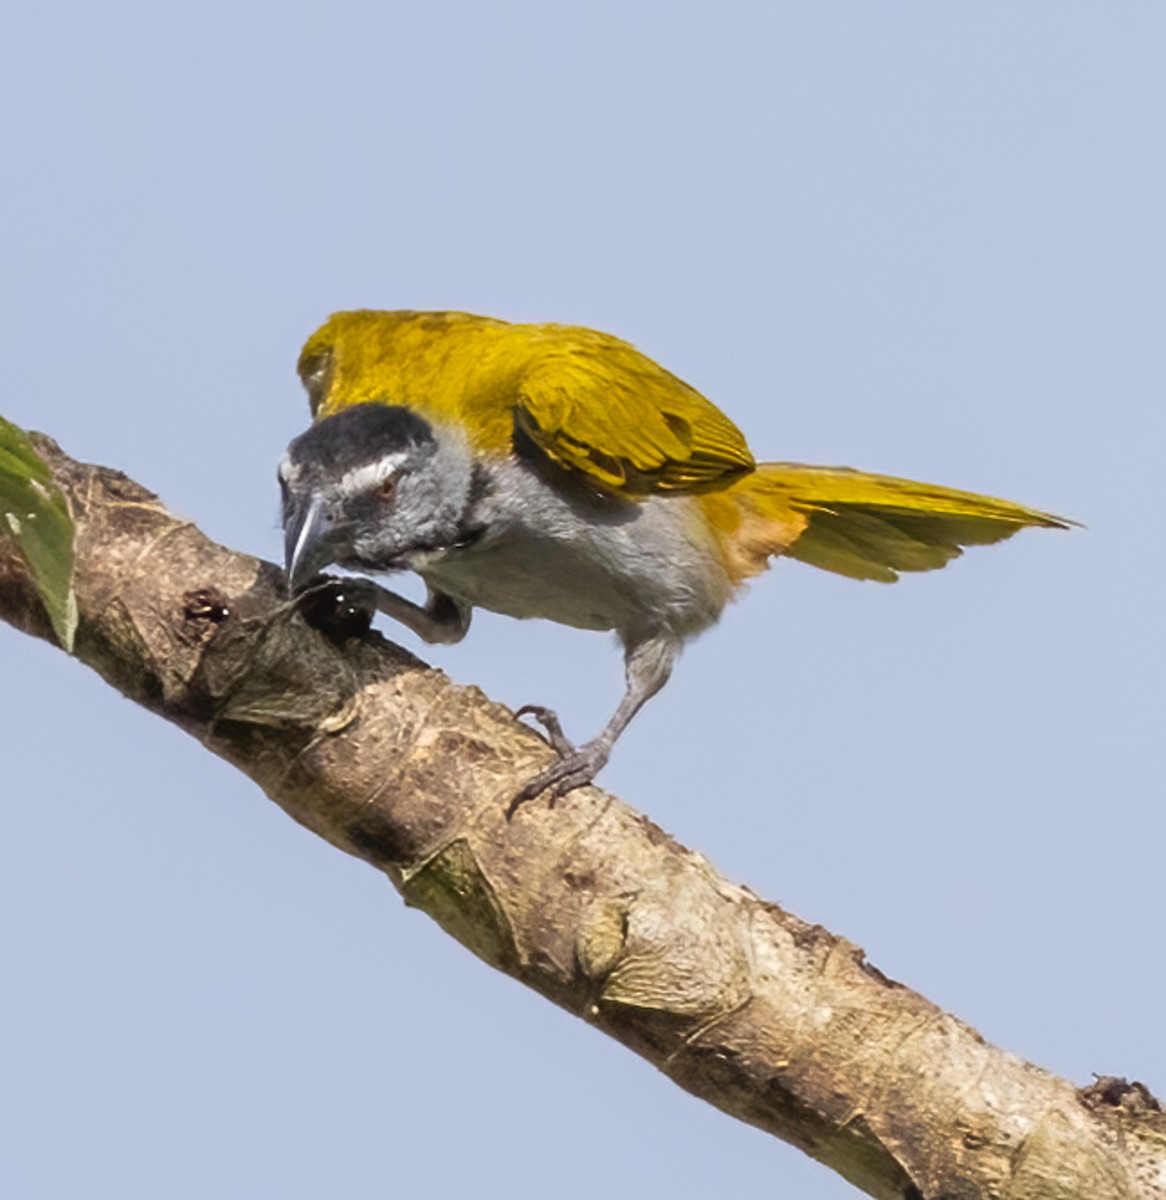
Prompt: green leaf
<box><xmin>0</xmin><ymin>418</ymin><xmax>77</xmax><ymax>651</ymax></box>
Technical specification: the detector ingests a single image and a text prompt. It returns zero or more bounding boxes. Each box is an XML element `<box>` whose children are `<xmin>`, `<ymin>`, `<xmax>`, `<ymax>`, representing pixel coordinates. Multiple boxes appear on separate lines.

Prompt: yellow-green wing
<box><xmin>513</xmin><ymin>331</ymin><xmax>755</xmax><ymax>496</ymax></box>
<box><xmin>299</xmin><ymin>312</ymin><xmax>755</xmax><ymax>495</ymax></box>
<box><xmin>754</xmin><ymin>463</ymin><xmax>1074</xmax><ymax>582</ymax></box>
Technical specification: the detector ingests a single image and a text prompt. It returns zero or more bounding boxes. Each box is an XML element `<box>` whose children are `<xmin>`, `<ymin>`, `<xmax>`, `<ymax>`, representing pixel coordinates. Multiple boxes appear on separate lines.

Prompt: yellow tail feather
<box><xmin>703</xmin><ymin>463</ymin><xmax>1072</xmax><ymax>585</ymax></box>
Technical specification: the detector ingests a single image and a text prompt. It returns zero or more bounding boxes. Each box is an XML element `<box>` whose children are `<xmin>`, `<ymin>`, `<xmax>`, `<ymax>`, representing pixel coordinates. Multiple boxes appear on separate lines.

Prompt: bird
<box><xmin>279</xmin><ymin>309</ymin><xmax>1070</xmax><ymax>808</ymax></box>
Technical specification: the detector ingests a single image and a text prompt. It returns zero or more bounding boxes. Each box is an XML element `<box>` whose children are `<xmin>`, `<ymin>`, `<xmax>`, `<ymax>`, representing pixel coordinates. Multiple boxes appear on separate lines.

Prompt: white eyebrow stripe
<box><xmin>337</xmin><ymin>453</ymin><xmax>408</xmax><ymax>497</ymax></box>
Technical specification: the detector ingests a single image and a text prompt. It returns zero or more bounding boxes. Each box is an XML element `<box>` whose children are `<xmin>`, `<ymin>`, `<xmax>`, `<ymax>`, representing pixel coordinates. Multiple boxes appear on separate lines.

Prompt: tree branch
<box><xmin>2</xmin><ymin>431</ymin><xmax>1162</xmax><ymax>1200</ymax></box>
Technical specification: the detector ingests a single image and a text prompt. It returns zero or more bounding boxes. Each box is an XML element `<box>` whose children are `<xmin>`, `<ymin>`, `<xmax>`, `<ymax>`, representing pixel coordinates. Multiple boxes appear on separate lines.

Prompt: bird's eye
<box><xmin>376</xmin><ymin>477</ymin><xmax>397</xmax><ymax>502</ymax></box>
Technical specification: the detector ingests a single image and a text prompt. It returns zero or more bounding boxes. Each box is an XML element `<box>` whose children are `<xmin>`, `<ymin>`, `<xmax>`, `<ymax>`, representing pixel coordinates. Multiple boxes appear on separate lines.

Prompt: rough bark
<box><xmin>1</xmin><ymin>432</ymin><xmax>1163</xmax><ymax>1200</ymax></box>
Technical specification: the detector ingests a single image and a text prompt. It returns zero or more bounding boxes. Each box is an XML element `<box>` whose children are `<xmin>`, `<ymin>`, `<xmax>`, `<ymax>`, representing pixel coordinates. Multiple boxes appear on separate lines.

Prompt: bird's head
<box><xmin>280</xmin><ymin>403</ymin><xmax>475</xmax><ymax>594</ymax></box>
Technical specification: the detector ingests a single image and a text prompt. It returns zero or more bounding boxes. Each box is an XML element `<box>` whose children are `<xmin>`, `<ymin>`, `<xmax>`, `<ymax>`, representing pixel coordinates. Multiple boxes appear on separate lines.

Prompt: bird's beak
<box><xmin>284</xmin><ymin>495</ymin><xmax>332</xmax><ymax>595</ymax></box>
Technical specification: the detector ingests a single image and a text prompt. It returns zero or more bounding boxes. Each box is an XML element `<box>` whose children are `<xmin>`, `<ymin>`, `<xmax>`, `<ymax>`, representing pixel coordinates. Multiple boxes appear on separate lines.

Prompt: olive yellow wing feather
<box><xmin>300</xmin><ymin>312</ymin><xmax>754</xmax><ymax>497</ymax></box>
<box><xmin>513</xmin><ymin>333</ymin><xmax>755</xmax><ymax>496</ymax></box>
<box><xmin>754</xmin><ymin>464</ymin><xmax>1074</xmax><ymax>582</ymax></box>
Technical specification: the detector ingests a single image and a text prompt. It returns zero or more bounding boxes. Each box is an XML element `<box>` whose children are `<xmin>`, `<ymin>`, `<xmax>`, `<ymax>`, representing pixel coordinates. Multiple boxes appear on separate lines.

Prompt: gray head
<box><xmin>280</xmin><ymin>403</ymin><xmax>474</xmax><ymax>593</ymax></box>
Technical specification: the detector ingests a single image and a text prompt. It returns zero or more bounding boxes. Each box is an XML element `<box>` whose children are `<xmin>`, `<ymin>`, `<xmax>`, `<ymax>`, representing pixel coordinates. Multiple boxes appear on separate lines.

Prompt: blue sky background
<box><xmin>1</xmin><ymin>5</ymin><xmax>1161</xmax><ymax>1197</ymax></box>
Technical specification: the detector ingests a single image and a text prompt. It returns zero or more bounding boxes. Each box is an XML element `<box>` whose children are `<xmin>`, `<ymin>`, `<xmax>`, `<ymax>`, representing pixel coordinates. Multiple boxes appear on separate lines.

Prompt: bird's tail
<box><xmin>700</xmin><ymin>463</ymin><xmax>1073</xmax><ymax>585</ymax></box>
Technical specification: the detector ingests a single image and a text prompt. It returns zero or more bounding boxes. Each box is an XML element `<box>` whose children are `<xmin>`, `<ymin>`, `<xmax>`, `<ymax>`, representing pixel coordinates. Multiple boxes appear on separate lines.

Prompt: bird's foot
<box><xmin>515</xmin><ymin>704</ymin><xmax>576</xmax><ymax>757</ymax></box>
<box><xmin>507</xmin><ymin>736</ymin><xmax>611</xmax><ymax>818</ymax></box>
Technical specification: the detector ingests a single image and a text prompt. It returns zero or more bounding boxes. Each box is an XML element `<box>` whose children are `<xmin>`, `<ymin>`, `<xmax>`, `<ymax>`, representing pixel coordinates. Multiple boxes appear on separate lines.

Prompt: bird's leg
<box><xmin>508</xmin><ymin>632</ymin><xmax>677</xmax><ymax>815</ymax></box>
<box><xmin>373</xmin><ymin>584</ymin><xmax>471</xmax><ymax>645</ymax></box>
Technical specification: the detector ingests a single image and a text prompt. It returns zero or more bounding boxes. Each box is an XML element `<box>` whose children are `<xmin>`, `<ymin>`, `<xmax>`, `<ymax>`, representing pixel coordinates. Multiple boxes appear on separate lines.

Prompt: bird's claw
<box><xmin>515</xmin><ymin>704</ymin><xmax>575</xmax><ymax>757</ymax></box>
<box><xmin>506</xmin><ymin>741</ymin><xmax>610</xmax><ymax>819</ymax></box>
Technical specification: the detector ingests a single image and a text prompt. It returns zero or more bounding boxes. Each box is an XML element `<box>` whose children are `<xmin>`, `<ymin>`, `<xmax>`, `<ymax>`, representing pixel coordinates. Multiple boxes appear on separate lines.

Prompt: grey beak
<box><xmin>284</xmin><ymin>496</ymin><xmax>331</xmax><ymax>595</ymax></box>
